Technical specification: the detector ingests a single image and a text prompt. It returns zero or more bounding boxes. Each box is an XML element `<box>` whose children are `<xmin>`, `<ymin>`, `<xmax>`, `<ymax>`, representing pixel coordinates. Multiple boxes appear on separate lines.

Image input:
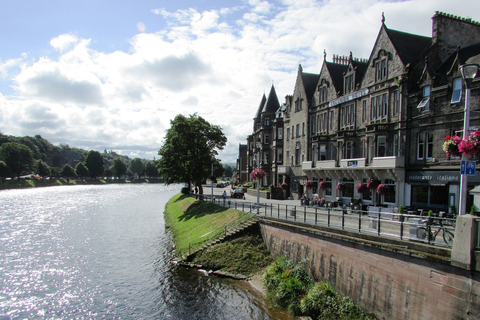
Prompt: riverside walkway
<box><xmin>198</xmin><ymin>185</ymin><xmax>456</xmax><ymax>248</ymax></box>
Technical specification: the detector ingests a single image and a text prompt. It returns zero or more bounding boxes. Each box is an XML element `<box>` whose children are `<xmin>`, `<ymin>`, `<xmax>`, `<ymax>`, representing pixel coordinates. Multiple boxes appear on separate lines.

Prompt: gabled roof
<box><xmin>301</xmin><ymin>72</ymin><xmax>319</xmax><ymax>101</ymax></box>
<box><xmin>254</xmin><ymin>93</ymin><xmax>266</xmax><ymax>119</ymax></box>
<box><xmin>385</xmin><ymin>27</ymin><xmax>431</xmax><ymax>65</ymax></box>
<box><xmin>262</xmin><ymin>85</ymin><xmax>280</xmax><ymax>114</ymax></box>
<box><xmin>325</xmin><ymin>62</ymin><xmax>348</xmax><ymax>94</ymax></box>
<box><xmin>434</xmin><ymin>42</ymin><xmax>480</xmax><ymax>85</ymax></box>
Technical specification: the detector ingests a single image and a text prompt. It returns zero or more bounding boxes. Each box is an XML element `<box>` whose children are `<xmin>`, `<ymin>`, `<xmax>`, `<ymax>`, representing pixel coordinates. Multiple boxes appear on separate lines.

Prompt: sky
<box><xmin>1</xmin><ymin>0</ymin><xmax>480</xmax><ymax>164</ymax></box>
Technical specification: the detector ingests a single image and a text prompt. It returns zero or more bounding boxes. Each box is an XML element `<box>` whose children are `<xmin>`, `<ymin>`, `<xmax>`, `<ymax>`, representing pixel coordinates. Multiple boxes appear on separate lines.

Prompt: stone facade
<box><xmin>239</xmin><ymin>11</ymin><xmax>480</xmax><ymax>212</ymax></box>
<box><xmin>259</xmin><ymin>218</ymin><xmax>480</xmax><ymax>320</ymax></box>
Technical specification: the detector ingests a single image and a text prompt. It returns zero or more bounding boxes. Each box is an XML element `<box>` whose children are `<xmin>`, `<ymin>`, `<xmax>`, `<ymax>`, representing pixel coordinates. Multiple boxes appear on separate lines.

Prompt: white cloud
<box><xmin>50</xmin><ymin>34</ymin><xmax>79</xmax><ymax>52</ymax></box>
<box><xmin>2</xmin><ymin>0</ymin><xmax>480</xmax><ymax>163</ymax></box>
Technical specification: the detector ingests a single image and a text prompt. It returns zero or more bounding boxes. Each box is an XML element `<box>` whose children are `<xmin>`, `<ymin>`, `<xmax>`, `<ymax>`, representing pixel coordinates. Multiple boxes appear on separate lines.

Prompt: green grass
<box><xmin>164</xmin><ymin>193</ymin><xmax>249</xmax><ymax>257</ymax></box>
<box><xmin>191</xmin><ymin>234</ymin><xmax>273</xmax><ymax>276</ymax></box>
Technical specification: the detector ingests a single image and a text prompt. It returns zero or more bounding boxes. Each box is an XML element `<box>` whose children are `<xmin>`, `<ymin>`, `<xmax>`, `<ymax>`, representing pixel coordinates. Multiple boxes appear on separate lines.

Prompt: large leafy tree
<box><xmin>85</xmin><ymin>150</ymin><xmax>104</xmax><ymax>178</ymax></box>
<box><xmin>36</xmin><ymin>160</ymin><xmax>50</xmax><ymax>177</ymax></box>
<box><xmin>112</xmin><ymin>158</ymin><xmax>127</xmax><ymax>178</ymax></box>
<box><xmin>130</xmin><ymin>158</ymin><xmax>145</xmax><ymax>178</ymax></box>
<box><xmin>145</xmin><ymin>161</ymin><xmax>158</xmax><ymax>178</ymax></box>
<box><xmin>60</xmin><ymin>164</ymin><xmax>77</xmax><ymax>179</ymax></box>
<box><xmin>224</xmin><ymin>165</ymin><xmax>233</xmax><ymax>178</ymax></box>
<box><xmin>0</xmin><ymin>142</ymin><xmax>34</xmax><ymax>177</ymax></box>
<box><xmin>75</xmin><ymin>162</ymin><xmax>89</xmax><ymax>179</ymax></box>
<box><xmin>157</xmin><ymin>114</ymin><xmax>227</xmax><ymax>193</ymax></box>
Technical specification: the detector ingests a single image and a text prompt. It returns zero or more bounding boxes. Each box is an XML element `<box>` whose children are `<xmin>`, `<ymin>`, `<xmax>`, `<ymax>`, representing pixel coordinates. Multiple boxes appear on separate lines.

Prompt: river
<box><xmin>0</xmin><ymin>183</ymin><xmax>294</xmax><ymax>319</ymax></box>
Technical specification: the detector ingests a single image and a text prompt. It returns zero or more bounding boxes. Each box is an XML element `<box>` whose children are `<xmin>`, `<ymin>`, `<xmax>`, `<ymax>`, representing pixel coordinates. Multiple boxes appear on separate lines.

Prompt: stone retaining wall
<box><xmin>259</xmin><ymin>218</ymin><xmax>480</xmax><ymax>320</ymax></box>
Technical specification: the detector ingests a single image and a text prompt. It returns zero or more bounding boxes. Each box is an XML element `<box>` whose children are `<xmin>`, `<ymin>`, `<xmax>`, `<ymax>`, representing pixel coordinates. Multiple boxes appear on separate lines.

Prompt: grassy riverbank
<box><xmin>164</xmin><ymin>193</ymin><xmax>273</xmax><ymax>276</ymax></box>
<box><xmin>0</xmin><ymin>178</ymin><xmax>164</xmax><ymax>190</ymax></box>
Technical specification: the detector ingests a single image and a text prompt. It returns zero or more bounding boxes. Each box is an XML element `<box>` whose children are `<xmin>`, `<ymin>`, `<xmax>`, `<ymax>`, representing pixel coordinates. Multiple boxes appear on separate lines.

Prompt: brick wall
<box><xmin>259</xmin><ymin>219</ymin><xmax>480</xmax><ymax>320</ymax></box>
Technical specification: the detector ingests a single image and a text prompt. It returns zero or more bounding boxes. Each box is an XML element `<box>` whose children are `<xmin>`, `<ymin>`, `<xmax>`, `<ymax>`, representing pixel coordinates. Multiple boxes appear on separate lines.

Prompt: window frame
<box><xmin>451</xmin><ymin>77</ymin><xmax>462</xmax><ymax>104</ymax></box>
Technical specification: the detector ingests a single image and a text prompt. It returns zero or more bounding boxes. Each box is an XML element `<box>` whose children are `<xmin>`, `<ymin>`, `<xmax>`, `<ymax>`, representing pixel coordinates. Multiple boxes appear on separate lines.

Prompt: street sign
<box><xmin>461</xmin><ymin>160</ymin><xmax>476</xmax><ymax>176</ymax></box>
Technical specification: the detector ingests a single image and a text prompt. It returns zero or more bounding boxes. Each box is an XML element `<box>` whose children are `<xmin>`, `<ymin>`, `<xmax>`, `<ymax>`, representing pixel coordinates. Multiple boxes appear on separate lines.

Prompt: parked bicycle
<box><xmin>416</xmin><ymin>218</ymin><xmax>454</xmax><ymax>247</ymax></box>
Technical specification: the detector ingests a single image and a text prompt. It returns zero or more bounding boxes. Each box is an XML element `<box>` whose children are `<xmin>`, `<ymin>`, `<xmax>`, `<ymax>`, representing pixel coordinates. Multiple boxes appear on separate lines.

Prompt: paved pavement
<box><xmin>202</xmin><ymin>184</ymin><xmax>301</xmax><ymax>207</ymax></box>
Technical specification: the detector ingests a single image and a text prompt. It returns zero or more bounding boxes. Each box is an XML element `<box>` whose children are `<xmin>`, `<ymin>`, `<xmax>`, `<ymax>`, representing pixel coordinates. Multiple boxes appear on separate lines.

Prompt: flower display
<box><xmin>442</xmin><ymin>135</ymin><xmax>462</xmax><ymax>157</ymax></box>
<box><xmin>318</xmin><ymin>180</ymin><xmax>328</xmax><ymax>190</ymax></box>
<box><xmin>280</xmin><ymin>182</ymin><xmax>288</xmax><ymax>190</ymax></box>
<box><xmin>336</xmin><ymin>183</ymin><xmax>345</xmax><ymax>191</ymax></box>
<box><xmin>458</xmin><ymin>131</ymin><xmax>480</xmax><ymax>157</ymax></box>
<box><xmin>356</xmin><ymin>182</ymin><xmax>368</xmax><ymax>194</ymax></box>
<box><xmin>250</xmin><ymin>168</ymin><xmax>267</xmax><ymax>179</ymax></box>
<box><xmin>376</xmin><ymin>184</ymin><xmax>389</xmax><ymax>195</ymax></box>
<box><xmin>305</xmin><ymin>180</ymin><xmax>315</xmax><ymax>189</ymax></box>
<box><xmin>366</xmin><ymin>178</ymin><xmax>380</xmax><ymax>190</ymax></box>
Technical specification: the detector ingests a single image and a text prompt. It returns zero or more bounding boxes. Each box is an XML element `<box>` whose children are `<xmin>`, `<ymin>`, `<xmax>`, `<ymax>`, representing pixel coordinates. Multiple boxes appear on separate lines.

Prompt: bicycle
<box><xmin>416</xmin><ymin>218</ymin><xmax>454</xmax><ymax>247</ymax></box>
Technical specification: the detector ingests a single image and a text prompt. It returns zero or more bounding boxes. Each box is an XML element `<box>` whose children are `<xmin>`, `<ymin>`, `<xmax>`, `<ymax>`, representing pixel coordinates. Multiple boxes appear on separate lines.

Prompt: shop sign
<box><xmin>406</xmin><ymin>171</ymin><xmax>459</xmax><ymax>183</ymax></box>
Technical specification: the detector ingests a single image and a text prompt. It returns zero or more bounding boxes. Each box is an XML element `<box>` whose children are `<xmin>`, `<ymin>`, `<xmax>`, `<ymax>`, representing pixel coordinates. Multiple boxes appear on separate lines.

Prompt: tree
<box><xmin>130</xmin><ymin>158</ymin><xmax>145</xmax><ymax>178</ymax></box>
<box><xmin>0</xmin><ymin>142</ymin><xmax>34</xmax><ymax>177</ymax></box>
<box><xmin>36</xmin><ymin>160</ymin><xmax>50</xmax><ymax>177</ymax></box>
<box><xmin>104</xmin><ymin>168</ymin><xmax>114</xmax><ymax>178</ymax></box>
<box><xmin>60</xmin><ymin>164</ymin><xmax>76</xmax><ymax>179</ymax></box>
<box><xmin>157</xmin><ymin>113</ymin><xmax>227</xmax><ymax>193</ymax></box>
<box><xmin>224</xmin><ymin>165</ymin><xmax>233</xmax><ymax>178</ymax></box>
<box><xmin>85</xmin><ymin>150</ymin><xmax>104</xmax><ymax>178</ymax></box>
<box><xmin>0</xmin><ymin>160</ymin><xmax>9</xmax><ymax>179</ymax></box>
<box><xmin>112</xmin><ymin>158</ymin><xmax>127</xmax><ymax>178</ymax></box>
<box><xmin>75</xmin><ymin>162</ymin><xmax>89</xmax><ymax>179</ymax></box>
<box><xmin>145</xmin><ymin>161</ymin><xmax>158</xmax><ymax>177</ymax></box>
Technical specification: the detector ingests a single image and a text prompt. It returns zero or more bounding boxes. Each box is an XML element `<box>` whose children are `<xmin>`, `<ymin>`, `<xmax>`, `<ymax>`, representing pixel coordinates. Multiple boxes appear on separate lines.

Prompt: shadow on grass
<box><xmin>177</xmin><ymin>197</ymin><xmax>229</xmax><ymax>221</ymax></box>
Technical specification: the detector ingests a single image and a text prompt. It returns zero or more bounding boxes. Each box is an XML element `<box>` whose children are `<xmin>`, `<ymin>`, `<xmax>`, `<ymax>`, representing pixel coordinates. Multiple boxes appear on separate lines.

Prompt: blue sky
<box><xmin>1</xmin><ymin>0</ymin><xmax>480</xmax><ymax>163</ymax></box>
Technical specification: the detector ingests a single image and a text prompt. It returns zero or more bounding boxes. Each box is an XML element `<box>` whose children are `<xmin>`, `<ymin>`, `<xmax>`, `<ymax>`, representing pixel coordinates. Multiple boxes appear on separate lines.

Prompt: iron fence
<box><xmin>193</xmin><ymin>193</ymin><xmax>457</xmax><ymax>248</ymax></box>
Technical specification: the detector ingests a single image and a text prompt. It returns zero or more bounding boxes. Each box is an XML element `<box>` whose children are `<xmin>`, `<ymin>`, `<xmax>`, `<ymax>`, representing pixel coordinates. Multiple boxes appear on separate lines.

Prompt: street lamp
<box><xmin>256</xmin><ymin>141</ymin><xmax>262</xmax><ymax>210</ymax></box>
<box><xmin>211</xmin><ymin>156</ymin><xmax>215</xmax><ymax>201</ymax></box>
<box><xmin>458</xmin><ymin>63</ymin><xmax>479</xmax><ymax>215</ymax></box>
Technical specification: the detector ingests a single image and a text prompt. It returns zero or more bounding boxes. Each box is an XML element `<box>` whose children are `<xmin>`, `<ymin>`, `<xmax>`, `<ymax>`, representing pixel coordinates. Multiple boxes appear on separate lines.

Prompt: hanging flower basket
<box><xmin>367</xmin><ymin>178</ymin><xmax>380</xmax><ymax>190</ymax></box>
<box><xmin>336</xmin><ymin>183</ymin><xmax>345</xmax><ymax>191</ymax></box>
<box><xmin>318</xmin><ymin>180</ymin><xmax>328</xmax><ymax>190</ymax></box>
<box><xmin>376</xmin><ymin>184</ymin><xmax>389</xmax><ymax>195</ymax></box>
<box><xmin>356</xmin><ymin>182</ymin><xmax>368</xmax><ymax>194</ymax></box>
<box><xmin>458</xmin><ymin>131</ymin><xmax>480</xmax><ymax>158</ymax></box>
<box><xmin>251</xmin><ymin>168</ymin><xmax>267</xmax><ymax>179</ymax></box>
<box><xmin>442</xmin><ymin>135</ymin><xmax>462</xmax><ymax>157</ymax></box>
<box><xmin>305</xmin><ymin>180</ymin><xmax>315</xmax><ymax>189</ymax></box>
<box><xmin>280</xmin><ymin>182</ymin><xmax>288</xmax><ymax>190</ymax></box>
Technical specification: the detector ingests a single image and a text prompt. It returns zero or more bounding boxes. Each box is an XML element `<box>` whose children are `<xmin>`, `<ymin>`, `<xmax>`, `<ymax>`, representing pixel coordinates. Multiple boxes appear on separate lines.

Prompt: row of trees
<box><xmin>0</xmin><ymin>141</ymin><xmax>158</xmax><ymax>180</ymax></box>
<box><xmin>1</xmin><ymin>113</ymin><xmax>229</xmax><ymax>187</ymax></box>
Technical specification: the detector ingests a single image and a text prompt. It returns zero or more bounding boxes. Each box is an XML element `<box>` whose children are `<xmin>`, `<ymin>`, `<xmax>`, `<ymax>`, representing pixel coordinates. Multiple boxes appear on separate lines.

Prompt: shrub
<box><xmin>264</xmin><ymin>257</ymin><xmax>374</xmax><ymax>320</ymax></box>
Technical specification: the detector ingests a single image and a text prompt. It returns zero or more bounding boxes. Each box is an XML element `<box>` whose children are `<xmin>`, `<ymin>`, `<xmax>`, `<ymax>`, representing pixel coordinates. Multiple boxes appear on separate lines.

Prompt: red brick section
<box><xmin>259</xmin><ymin>221</ymin><xmax>480</xmax><ymax>320</ymax></box>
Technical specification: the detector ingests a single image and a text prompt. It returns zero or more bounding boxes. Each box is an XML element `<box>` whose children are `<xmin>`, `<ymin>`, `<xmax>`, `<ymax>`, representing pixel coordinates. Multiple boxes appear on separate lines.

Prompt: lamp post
<box><xmin>211</xmin><ymin>156</ymin><xmax>215</xmax><ymax>201</ymax></box>
<box><xmin>458</xmin><ymin>63</ymin><xmax>479</xmax><ymax>215</ymax></box>
<box><xmin>256</xmin><ymin>142</ymin><xmax>261</xmax><ymax>209</ymax></box>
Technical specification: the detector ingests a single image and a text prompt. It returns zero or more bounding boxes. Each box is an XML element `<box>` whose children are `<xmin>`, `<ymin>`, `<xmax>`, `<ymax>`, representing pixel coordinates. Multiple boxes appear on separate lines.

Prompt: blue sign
<box><xmin>461</xmin><ymin>160</ymin><xmax>476</xmax><ymax>176</ymax></box>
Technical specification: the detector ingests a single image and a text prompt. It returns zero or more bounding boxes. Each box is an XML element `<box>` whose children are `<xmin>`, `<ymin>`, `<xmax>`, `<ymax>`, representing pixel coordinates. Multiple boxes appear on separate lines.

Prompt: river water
<box><xmin>0</xmin><ymin>184</ymin><xmax>294</xmax><ymax>319</ymax></box>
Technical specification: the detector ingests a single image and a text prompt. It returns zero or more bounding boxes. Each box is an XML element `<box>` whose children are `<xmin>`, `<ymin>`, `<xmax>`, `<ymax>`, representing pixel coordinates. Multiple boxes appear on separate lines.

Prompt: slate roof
<box><xmin>434</xmin><ymin>42</ymin><xmax>480</xmax><ymax>85</ymax></box>
<box><xmin>325</xmin><ymin>62</ymin><xmax>348</xmax><ymax>95</ymax></box>
<box><xmin>254</xmin><ymin>93</ymin><xmax>266</xmax><ymax>119</ymax></box>
<box><xmin>301</xmin><ymin>72</ymin><xmax>319</xmax><ymax>101</ymax></box>
<box><xmin>263</xmin><ymin>85</ymin><xmax>280</xmax><ymax>114</ymax></box>
<box><xmin>386</xmin><ymin>27</ymin><xmax>431</xmax><ymax>65</ymax></box>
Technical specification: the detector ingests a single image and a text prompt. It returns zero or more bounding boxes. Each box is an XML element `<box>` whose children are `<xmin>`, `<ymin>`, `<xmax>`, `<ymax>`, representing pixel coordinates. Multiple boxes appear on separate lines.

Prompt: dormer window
<box><xmin>344</xmin><ymin>74</ymin><xmax>354</xmax><ymax>94</ymax></box>
<box><xmin>417</xmin><ymin>86</ymin><xmax>430</xmax><ymax>110</ymax></box>
<box><xmin>451</xmin><ymin>77</ymin><xmax>462</xmax><ymax>104</ymax></box>
<box><xmin>375</xmin><ymin>59</ymin><xmax>387</xmax><ymax>82</ymax></box>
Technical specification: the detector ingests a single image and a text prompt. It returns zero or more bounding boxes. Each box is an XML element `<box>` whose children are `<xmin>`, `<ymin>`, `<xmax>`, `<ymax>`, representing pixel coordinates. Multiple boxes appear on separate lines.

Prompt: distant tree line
<box><xmin>0</xmin><ymin>133</ymin><xmax>159</xmax><ymax>180</ymax></box>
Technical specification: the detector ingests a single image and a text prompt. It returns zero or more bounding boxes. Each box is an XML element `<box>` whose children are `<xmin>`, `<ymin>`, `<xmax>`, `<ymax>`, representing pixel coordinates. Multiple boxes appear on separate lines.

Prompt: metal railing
<box><xmin>194</xmin><ymin>193</ymin><xmax>457</xmax><ymax>248</ymax></box>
